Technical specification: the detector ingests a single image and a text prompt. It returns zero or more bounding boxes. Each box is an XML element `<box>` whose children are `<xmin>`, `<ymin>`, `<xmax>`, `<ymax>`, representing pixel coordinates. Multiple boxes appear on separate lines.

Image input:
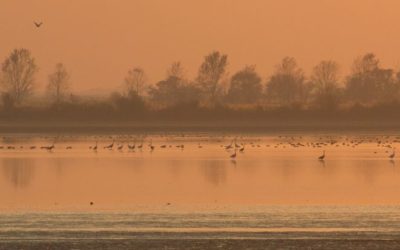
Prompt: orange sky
<box><xmin>1</xmin><ymin>0</ymin><xmax>400</xmax><ymax>94</ymax></box>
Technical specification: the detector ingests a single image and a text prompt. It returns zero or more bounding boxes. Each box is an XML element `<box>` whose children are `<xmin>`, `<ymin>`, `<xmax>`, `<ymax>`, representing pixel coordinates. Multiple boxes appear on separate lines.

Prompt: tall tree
<box><xmin>196</xmin><ymin>51</ymin><xmax>228</xmax><ymax>105</ymax></box>
<box><xmin>1</xmin><ymin>48</ymin><xmax>37</xmax><ymax>104</ymax></box>
<box><xmin>47</xmin><ymin>63</ymin><xmax>70</xmax><ymax>105</ymax></box>
<box><xmin>227</xmin><ymin>65</ymin><xmax>263</xmax><ymax>104</ymax></box>
<box><xmin>345</xmin><ymin>53</ymin><xmax>398</xmax><ymax>103</ymax></box>
<box><xmin>310</xmin><ymin>60</ymin><xmax>341</xmax><ymax>110</ymax></box>
<box><xmin>149</xmin><ymin>62</ymin><xmax>200</xmax><ymax>107</ymax></box>
<box><xmin>125</xmin><ymin>67</ymin><xmax>147</xmax><ymax>96</ymax></box>
<box><xmin>167</xmin><ymin>61</ymin><xmax>185</xmax><ymax>79</ymax></box>
<box><xmin>265</xmin><ymin>57</ymin><xmax>306</xmax><ymax>104</ymax></box>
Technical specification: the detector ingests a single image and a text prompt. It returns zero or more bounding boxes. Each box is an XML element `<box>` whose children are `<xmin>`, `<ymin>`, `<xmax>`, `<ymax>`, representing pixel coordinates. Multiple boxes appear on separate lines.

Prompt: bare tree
<box><xmin>266</xmin><ymin>57</ymin><xmax>306</xmax><ymax>105</ymax></box>
<box><xmin>310</xmin><ymin>60</ymin><xmax>341</xmax><ymax>110</ymax></box>
<box><xmin>1</xmin><ymin>48</ymin><xmax>37</xmax><ymax>104</ymax></box>
<box><xmin>352</xmin><ymin>53</ymin><xmax>379</xmax><ymax>75</ymax></box>
<box><xmin>167</xmin><ymin>61</ymin><xmax>185</xmax><ymax>79</ymax></box>
<box><xmin>311</xmin><ymin>61</ymin><xmax>339</xmax><ymax>90</ymax></box>
<box><xmin>196</xmin><ymin>51</ymin><xmax>228</xmax><ymax>104</ymax></box>
<box><xmin>47</xmin><ymin>63</ymin><xmax>70</xmax><ymax>105</ymax></box>
<box><xmin>125</xmin><ymin>67</ymin><xmax>147</xmax><ymax>96</ymax></box>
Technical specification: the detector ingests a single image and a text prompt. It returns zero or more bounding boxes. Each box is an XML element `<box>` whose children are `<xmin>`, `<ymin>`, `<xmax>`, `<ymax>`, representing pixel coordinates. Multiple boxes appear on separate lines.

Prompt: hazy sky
<box><xmin>1</xmin><ymin>0</ymin><xmax>400</xmax><ymax>94</ymax></box>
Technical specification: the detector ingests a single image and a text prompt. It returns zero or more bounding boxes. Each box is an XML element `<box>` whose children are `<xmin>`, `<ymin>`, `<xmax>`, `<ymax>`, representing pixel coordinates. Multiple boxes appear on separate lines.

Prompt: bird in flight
<box><xmin>34</xmin><ymin>21</ymin><xmax>43</xmax><ymax>28</ymax></box>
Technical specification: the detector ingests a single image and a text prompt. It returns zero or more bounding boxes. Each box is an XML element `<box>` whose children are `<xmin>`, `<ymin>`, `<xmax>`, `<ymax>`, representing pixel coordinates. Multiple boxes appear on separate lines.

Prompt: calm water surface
<box><xmin>1</xmin><ymin>133</ymin><xmax>400</xmax><ymax>249</ymax></box>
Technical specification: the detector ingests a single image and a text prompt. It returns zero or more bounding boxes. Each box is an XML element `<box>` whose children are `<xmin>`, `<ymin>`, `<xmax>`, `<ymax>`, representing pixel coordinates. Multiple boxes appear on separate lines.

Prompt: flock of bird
<box><xmin>0</xmin><ymin>135</ymin><xmax>397</xmax><ymax>161</ymax></box>
<box><xmin>28</xmin><ymin>20</ymin><xmax>397</xmax><ymax>161</ymax></box>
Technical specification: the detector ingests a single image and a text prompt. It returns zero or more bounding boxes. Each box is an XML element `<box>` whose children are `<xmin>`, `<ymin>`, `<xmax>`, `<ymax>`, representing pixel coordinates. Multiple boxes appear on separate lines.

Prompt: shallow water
<box><xmin>1</xmin><ymin>133</ymin><xmax>400</xmax><ymax>249</ymax></box>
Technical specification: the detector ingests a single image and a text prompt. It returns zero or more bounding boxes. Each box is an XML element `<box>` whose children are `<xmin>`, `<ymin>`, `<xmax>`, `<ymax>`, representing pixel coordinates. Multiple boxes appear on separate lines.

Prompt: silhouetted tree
<box><xmin>345</xmin><ymin>53</ymin><xmax>399</xmax><ymax>103</ymax></box>
<box><xmin>109</xmin><ymin>91</ymin><xmax>146</xmax><ymax>115</ymax></box>
<box><xmin>167</xmin><ymin>61</ymin><xmax>185</xmax><ymax>79</ymax></box>
<box><xmin>310</xmin><ymin>60</ymin><xmax>342</xmax><ymax>110</ymax></box>
<box><xmin>196</xmin><ymin>51</ymin><xmax>228</xmax><ymax>105</ymax></box>
<box><xmin>125</xmin><ymin>67</ymin><xmax>147</xmax><ymax>96</ymax></box>
<box><xmin>47</xmin><ymin>63</ymin><xmax>70</xmax><ymax>105</ymax></box>
<box><xmin>266</xmin><ymin>57</ymin><xmax>306</xmax><ymax>105</ymax></box>
<box><xmin>149</xmin><ymin>77</ymin><xmax>182</xmax><ymax>107</ymax></box>
<box><xmin>1</xmin><ymin>48</ymin><xmax>37</xmax><ymax>104</ymax></box>
<box><xmin>149</xmin><ymin>78</ymin><xmax>201</xmax><ymax>108</ymax></box>
<box><xmin>226</xmin><ymin>65</ymin><xmax>262</xmax><ymax>104</ymax></box>
<box><xmin>149</xmin><ymin>62</ymin><xmax>200</xmax><ymax>107</ymax></box>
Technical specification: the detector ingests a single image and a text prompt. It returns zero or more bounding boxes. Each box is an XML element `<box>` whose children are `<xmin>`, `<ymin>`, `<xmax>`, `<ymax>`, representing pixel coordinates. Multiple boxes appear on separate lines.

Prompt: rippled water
<box><xmin>1</xmin><ymin>133</ymin><xmax>400</xmax><ymax>249</ymax></box>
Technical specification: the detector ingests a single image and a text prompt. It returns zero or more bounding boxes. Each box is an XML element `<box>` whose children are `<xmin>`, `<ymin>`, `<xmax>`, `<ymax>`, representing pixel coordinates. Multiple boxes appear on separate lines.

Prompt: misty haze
<box><xmin>2</xmin><ymin>1</ymin><xmax>400</xmax><ymax>250</ymax></box>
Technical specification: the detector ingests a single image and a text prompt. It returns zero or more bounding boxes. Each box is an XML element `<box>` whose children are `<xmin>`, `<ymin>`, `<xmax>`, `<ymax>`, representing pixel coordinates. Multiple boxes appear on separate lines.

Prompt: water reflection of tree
<box><xmin>2</xmin><ymin>158</ymin><xmax>35</xmax><ymax>188</ymax></box>
<box><xmin>201</xmin><ymin>160</ymin><xmax>227</xmax><ymax>186</ymax></box>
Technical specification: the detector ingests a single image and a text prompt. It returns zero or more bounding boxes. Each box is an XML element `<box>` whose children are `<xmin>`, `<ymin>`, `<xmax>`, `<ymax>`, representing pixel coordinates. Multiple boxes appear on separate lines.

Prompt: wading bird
<box><xmin>230</xmin><ymin>148</ymin><xmax>237</xmax><ymax>159</ymax></box>
<box><xmin>137</xmin><ymin>140</ymin><xmax>143</xmax><ymax>149</ymax></box>
<box><xmin>34</xmin><ymin>21</ymin><xmax>42</xmax><ymax>28</ymax></box>
<box><xmin>389</xmin><ymin>148</ymin><xmax>396</xmax><ymax>159</ymax></box>
<box><xmin>225</xmin><ymin>140</ymin><xmax>233</xmax><ymax>150</ymax></box>
<box><xmin>318</xmin><ymin>150</ymin><xmax>325</xmax><ymax>161</ymax></box>
<box><xmin>41</xmin><ymin>143</ymin><xmax>55</xmax><ymax>151</ymax></box>
<box><xmin>149</xmin><ymin>140</ymin><xmax>154</xmax><ymax>151</ymax></box>
<box><xmin>128</xmin><ymin>142</ymin><xmax>135</xmax><ymax>150</ymax></box>
<box><xmin>104</xmin><ymin>140</ymin><xmax>114</xmax><ymax>149</ymax></box>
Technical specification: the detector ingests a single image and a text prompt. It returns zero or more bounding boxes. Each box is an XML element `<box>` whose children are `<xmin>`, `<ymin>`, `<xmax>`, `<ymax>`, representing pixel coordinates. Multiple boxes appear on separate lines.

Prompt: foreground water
<box><xmin>1</xmin><ymin>133</ymin><xmax>400</xmax><ymax>249</ymax></box>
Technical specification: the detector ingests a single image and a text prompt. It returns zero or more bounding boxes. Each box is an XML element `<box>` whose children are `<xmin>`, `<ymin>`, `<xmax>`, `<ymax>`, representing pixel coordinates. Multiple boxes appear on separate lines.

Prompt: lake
<box><xmin>1</xmin><ymin>133</ymin><xmax>400</xmax><ymax>249</ymax></box>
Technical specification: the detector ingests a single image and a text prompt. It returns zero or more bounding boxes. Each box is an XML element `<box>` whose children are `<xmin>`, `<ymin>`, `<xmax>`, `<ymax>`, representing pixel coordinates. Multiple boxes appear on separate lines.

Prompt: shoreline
<box><xmin>1</xmin><ymin>121</ymin><xmax>400</xmax><ymax>134</ymax></box>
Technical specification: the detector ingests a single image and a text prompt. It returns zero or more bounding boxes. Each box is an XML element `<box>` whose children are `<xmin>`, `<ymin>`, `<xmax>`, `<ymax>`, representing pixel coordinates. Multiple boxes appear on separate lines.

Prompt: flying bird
<box><xmin>34</xmin><ymin>21</ymin><xmax>43</xmax><ymax>28</ymax></box>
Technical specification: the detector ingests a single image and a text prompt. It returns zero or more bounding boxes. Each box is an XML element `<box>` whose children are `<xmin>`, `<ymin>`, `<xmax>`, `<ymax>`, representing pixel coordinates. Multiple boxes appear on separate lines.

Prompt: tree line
<box><xmin>1</xmin><ymin>48</ymin><xmax>400</xmax><ymax>121</ymax></box>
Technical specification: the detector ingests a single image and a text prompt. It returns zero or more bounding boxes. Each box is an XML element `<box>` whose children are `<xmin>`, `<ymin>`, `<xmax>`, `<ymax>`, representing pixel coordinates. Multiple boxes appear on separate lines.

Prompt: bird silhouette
<box><xmin>104</xmin><ymin>140</ymin><xmax>114</xmax><ymax>149</ymax></box>
<box><xmin>128</xmin><ymin>142</ymin><xmax>135</xmax><ymax>150</ymax></box>
<box><xmin>230</xmin><ymin>148</ymin><xmax>237</xmax><ymax>159</ymax></box>
<box><xmin>34</xmin><ymin>21</ymin><xmax>43</xmax><ymax>28</ymax></box>
<box><xmin>318</xmin><ymin>150</ymin><xmax>325</xmax><ymax>161</ymax></box>
<box><xmin>41</xmin><ymin>143</ymin><xmax>54</xmax><ymax>151</ymax></box>
<box><xmin>389</xmin><ymin>148</ymin><xmax>396</xmax><ymax>159</ymax></box>
<box><xmin>149</xmin><ymin>140</ymin><xmax>154</xmax><ymax>151</ymax></box>
<box><xmin>225</xmin><ymin>139</ymin><xmax>234</xmax><ymax>150</ymax></box>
